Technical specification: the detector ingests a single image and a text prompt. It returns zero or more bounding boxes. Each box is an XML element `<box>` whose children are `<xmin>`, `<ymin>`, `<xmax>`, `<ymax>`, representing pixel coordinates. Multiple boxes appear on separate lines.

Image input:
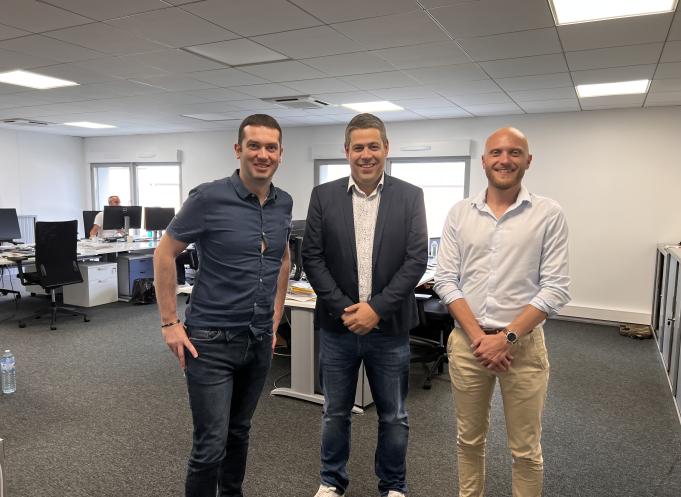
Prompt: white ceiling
<box><xmin>0</xmin><ymin>0</ymin><xmax>678</xmax><ymax>136</ymax></box>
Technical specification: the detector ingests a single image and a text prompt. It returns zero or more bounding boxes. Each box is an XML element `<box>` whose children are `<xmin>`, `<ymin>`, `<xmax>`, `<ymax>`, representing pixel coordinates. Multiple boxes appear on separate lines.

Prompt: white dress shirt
<box><xmin>348</xmin><ymin>173</ymin><xmax>384</xmax><ymax>303</ymax></box>
<box><xmin>433</xmin><ymin>185</ymin><xmax>570</xmax><ymax>329</ymax></box>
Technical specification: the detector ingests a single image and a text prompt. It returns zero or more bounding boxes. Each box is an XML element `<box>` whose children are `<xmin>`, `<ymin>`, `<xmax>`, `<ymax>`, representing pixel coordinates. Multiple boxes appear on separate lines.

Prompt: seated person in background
<box><xmin>90</xmin><ymin>195</ymin><xmax>121</xmax><ymax>239</ymax></box>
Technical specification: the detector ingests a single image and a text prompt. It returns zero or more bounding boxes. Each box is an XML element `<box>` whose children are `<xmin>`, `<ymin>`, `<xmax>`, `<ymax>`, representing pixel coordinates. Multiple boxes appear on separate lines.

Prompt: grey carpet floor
<box><xmin>0</xmin><ymin>297</ymin><xmax>679</xmax><ymax>497</ymax></box>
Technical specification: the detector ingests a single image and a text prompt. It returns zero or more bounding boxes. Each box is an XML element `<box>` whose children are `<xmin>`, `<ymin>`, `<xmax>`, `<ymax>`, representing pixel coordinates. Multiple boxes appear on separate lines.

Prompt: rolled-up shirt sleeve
<box><xmin>434</xmin><ymin>206</ymin><xmax>464</xmax><ymax>305</ymax></box>
<box><xmin>529</xmin><ymin>206</ymin><xmax>571</xmax><ymax>316</ymax></box>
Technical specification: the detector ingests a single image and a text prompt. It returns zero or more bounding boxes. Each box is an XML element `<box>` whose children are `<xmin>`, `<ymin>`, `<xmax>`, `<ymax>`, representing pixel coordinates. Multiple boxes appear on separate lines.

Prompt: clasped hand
<box><xmin>342</xmin><ymin>302</ymin><xmax>379</xmax><ymax>335</ymax></box>
<box><xmin>471</xmin><ymin>333</ymin><xmax>514</xmax><ymax>372</ymax></box>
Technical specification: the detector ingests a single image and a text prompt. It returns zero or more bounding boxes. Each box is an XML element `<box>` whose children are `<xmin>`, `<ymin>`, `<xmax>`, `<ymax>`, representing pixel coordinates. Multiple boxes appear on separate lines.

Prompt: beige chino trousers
<box><xmin>448</xmin><ymin>326</ymin><xmax>549</xmax><ymax>497</ymax></box>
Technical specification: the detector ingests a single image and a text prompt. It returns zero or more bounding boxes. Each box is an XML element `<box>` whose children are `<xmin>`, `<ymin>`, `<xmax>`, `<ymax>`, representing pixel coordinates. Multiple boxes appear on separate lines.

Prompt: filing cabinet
<box><xmin>63</xmin><ymin>261</ymin><xmax>118</xmax><ymax>307</ymax></box>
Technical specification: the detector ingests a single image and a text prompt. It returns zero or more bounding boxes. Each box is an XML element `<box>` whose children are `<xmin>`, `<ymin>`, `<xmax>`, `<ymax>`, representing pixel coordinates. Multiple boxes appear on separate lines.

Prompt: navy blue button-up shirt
<box><xmin>167</xmin><ymin>170</ymin><xmax>292</xmax><ymax>335</ymax></box>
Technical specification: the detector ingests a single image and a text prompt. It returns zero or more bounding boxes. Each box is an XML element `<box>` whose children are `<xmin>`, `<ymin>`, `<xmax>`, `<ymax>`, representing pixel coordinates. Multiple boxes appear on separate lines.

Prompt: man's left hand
<box><xmin>342</xmin><ymin>303</ymin><xmax>380</xmax><ymax>335</ymax></box>
<box><xmin>471</xmin><ymin>333</ymin><xmax>514</xmax><ymax>371</ymax></box>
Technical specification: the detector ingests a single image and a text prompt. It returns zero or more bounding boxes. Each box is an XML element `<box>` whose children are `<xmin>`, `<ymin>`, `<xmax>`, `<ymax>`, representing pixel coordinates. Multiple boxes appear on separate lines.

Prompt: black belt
<box><xmin>481</xmin><ymin>328</ymin><xmax>504</xmax><ymax>335</ymax></box>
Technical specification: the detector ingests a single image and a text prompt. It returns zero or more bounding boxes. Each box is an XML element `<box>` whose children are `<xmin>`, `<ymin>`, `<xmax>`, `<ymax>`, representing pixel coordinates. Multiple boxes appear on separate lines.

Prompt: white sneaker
<box><xmin>386</xmin><ymin>492</ymin><xmax>406</xmax><ymax>497</ymax></box>
<box><xmin>314</xmin><ymin>484</ymin><xmax>342</xmax><ymax>497</ymax></box>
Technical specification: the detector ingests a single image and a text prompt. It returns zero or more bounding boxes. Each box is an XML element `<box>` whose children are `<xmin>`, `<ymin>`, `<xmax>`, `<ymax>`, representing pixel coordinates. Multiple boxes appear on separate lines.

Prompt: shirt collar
<box><xmin>472</xmin><ymin>184</ymin><xmax>532</xmax><ymax>211</ymax></box>
<box><xmin>347</xmin><ymin>172</ymin><xmax>385</xmax><ymax>197</ymax></box>
<box><xmin>231</xmin><ymin>169</ymin><xmax>277</xmax><ymax>202</ymax></box>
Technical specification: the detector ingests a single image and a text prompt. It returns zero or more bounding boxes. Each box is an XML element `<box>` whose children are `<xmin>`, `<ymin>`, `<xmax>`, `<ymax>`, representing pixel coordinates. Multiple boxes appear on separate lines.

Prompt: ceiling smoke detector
<box><xmin>262</xmin><ymin>96</ymin><xmax>331</xmax><ymax>110</ymax></box>
<box><xmin>1</xmin><ymin>117</ymin><xmax>52</xmax><ymax>126</ymax></box>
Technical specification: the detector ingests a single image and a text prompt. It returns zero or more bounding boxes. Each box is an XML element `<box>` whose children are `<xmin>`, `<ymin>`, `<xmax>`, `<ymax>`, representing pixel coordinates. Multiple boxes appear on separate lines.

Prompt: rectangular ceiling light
<box><xmin>576</xmin><ymin>79</ymin><xmax>650</xmax><ymax>98</ymax></box>
<box><xmin>63</xmin><ymin>121</ymin><xmax>116</xmax><ymax>129</ymax></box>
<box><xmin>0</xmin><ymin>70</ymin><xmax>79</xmax><ymax>89</ymax></box>
<box><xmin>550</xmin><ymin>0</ymin><xmax>677</xmax><ymax>25</ymax></box>
<box><xmin>341</xmin><ymin>101</ymin><xmax>404</xmax><ymax>112</ymax></box>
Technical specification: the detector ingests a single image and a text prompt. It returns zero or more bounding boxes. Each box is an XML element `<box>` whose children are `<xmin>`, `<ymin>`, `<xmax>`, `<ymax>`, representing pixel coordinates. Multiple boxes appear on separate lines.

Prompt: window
<box><xmin>314</xmin><ymin>156</ymin><xmax>469</xmax><ymax>237</ymax></box>
<box><xmin>91</xmin><ymin>163</ymin><xmax>181</xmax><ymax>213</ymax></box>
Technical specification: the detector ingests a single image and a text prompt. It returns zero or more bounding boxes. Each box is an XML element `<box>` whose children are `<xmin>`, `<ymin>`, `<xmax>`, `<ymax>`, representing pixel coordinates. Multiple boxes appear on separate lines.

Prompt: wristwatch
<box><xmin>503</xmin><ymin>328</ymin><xmax>519</xmax><ymax>345</ymax></box>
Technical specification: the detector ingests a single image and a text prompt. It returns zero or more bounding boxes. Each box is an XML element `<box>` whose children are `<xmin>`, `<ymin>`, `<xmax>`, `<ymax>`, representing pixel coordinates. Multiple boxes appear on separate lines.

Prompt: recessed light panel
<box><xmin>576</xmin><ymin>79</ymin><xmax>650</xmax><ymax>98</ymax></box>
<box><xmin>0</xmin><ymin>70</ymin><xmax>79</xmax><ymax>89</ymax></box>
<box><xmin>341</xmin><ymin>101</ymin><xmax>403</xmax><ymax>112</ymax></box>
<box><xmin>550</xmin><ymin>0</ymin><xmax>677</xmax><ymax>25</ymax></box>
<box><xmin>63</xmin><ymin>121</ymin><xmax>116</xmax><ymax>129</ymax></box>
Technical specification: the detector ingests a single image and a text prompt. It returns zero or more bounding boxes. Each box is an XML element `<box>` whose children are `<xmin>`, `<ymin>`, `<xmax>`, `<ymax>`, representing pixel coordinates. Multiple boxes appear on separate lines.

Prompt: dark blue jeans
<box><xmin>319</xmin><ymin>327</ymin><xmax>411</xmax><ymax>496</ymax></box>
<box><xmin>184</xmin><ymin>327</ymin><xmax>272</xmax><ymax>497</ymax></box>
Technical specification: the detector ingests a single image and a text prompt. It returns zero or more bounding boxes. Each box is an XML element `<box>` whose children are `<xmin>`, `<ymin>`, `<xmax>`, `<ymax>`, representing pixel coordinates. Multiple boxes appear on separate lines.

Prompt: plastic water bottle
<box><xmin>1</xmin><ymin>350</ymin><xmax>16</xmax><ymax>394</ymax></box>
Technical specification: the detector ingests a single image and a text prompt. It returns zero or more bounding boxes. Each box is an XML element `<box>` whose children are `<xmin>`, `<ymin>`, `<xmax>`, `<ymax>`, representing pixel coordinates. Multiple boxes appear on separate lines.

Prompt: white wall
<box><xmin>0</xmin><ymin>128</ymin><xmax>85</xmax><ymax>234</ymax></box>
<box><xmin>84</xmin><ymin>106</ymin><xmax>681</xmax><ymax>324</ymax></box>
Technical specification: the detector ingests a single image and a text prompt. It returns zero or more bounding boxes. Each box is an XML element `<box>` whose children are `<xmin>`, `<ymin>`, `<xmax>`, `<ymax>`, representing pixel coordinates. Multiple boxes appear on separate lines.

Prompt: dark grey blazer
<box><xmin>302</xmin><ymin>174</ymin><xmax>428</xmax><ymax>336</ymax></box>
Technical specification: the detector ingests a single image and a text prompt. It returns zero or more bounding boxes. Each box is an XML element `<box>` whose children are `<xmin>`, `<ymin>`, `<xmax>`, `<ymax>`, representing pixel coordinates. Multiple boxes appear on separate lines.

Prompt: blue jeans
<box><xmin>319</xmin><ymin>327</ymin><xmax>411</xmax><ymax>496</ymax></box>
<box><xmin>184</xmin><ymin>327</ymin><xmax>272</xmax><ymax>497</ymax></box>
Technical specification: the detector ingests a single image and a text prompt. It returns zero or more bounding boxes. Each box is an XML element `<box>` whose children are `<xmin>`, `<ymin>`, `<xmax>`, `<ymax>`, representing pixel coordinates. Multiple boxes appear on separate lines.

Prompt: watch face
<box><xmin>506</xmin><ymin>331</ymin><xmax>518</xmax><ymax>343</ymax></box>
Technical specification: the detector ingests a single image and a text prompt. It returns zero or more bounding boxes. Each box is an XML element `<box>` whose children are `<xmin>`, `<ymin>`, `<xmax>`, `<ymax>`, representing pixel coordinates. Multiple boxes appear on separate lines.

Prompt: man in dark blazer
<box><xmin>302</xmin><ymin>113</ymin><xmax>428</xmax><ymax>497</ymax></box>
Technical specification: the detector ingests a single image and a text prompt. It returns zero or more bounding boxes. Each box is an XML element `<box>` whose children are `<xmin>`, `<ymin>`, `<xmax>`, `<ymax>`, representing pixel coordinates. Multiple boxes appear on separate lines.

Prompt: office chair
<box><xmin>16</xmin><ymin>220</ymin><xmax>89</xmax><ymax>330</ymax></box>
<box><xmin>83</xmin><ymin>210</ymin><xmax>100</xmax><ymax>239</ymax></box>
<box><xmin>410</xmin><ymin>294</ymin><xmax>452</xmax><ymax>389</ymax></box>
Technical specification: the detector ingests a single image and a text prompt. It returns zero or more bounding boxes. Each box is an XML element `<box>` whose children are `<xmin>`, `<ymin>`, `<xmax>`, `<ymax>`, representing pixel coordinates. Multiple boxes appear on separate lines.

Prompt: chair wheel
<box><xmin>50</xmin><ymin>325</ymin><xmax>57</xmax><ymax>330</ymax></box>
<box><xmin>19</xmin><ymin>321</ymin><xmax>26</xmax><ymax>328</ymax></box>
<box><xmin>84</xmin><ymin>317</ymin><xmax>90</xmax><ymax>322</ymax></box>
<box><xmin>423</xmin><ymin>380</ymin><xmax>432</xmax><ymax>390</ymax></box>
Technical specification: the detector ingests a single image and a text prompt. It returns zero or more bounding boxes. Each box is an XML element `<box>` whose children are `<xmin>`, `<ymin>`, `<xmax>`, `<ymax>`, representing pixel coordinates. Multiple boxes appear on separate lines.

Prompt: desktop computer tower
<box><xmin>117</xmin><ymin>253</ymin><xmax>154</xmax><ymax>301</ymax></box>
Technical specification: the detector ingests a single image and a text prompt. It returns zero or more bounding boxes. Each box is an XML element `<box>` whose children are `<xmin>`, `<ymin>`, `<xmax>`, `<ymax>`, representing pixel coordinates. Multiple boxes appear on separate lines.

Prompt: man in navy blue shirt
<box><xmin>153</xmin><ymin>114</ymin><xmax>292</xmax><ymax>497</ymax></box>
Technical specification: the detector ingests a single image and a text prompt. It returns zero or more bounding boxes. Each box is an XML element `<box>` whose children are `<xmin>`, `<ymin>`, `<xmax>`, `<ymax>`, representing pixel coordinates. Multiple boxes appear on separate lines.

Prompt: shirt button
<box><xmin>259</xmin><ymin>278</ymin><xmax>263</xmax><ymax>283</ymax></box>
<box><xmin>254</xmin><ymin>303</ymin><xmax>258</xmax><ymax>308</ymax></box>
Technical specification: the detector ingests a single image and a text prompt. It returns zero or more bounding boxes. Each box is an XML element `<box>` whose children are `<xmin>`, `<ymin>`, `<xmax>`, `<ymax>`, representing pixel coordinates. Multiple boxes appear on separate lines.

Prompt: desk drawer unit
<box><xmin>63</xmin><ymin>261</ymin><xmax>118</xmax><ymax>307</ymax></box>
<box><xmin>117</xmin><ymin>253</ymin><xmax>154</xmax><ymax>300</ymax></box>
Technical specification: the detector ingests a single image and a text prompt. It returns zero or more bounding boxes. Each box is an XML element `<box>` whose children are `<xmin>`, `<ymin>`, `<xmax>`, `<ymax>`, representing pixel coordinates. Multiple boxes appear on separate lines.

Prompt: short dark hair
<box><xmin>238</xmin><ymin>114</ymin><xmax>282</xmax><ymax>146</ymax></box>
<box><xmin>344</xmin><ymin>113</ymin><xmax>388</xmax><ymax>148</ymax></box>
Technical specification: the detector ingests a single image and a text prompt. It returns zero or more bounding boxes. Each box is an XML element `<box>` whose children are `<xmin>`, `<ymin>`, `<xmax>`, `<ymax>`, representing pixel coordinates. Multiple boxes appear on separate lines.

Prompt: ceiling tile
<box><xmin>655</xmin><ymin>62</ymin><xmax>681</xmax><ymax>79</ymax></box>
<box><xmin>480</xmin><ymin>54</ymin><xmax>568</xmax><ymax>78</ymax></box>
<box><xmin>0</xmin><ymin>47</ymin><xmax>61</xmax><ymax>71</ymax></box>
<box><xmin>283</xmin><ymin>77</ymin><xmax>357</xmax><ymax>94</ymax></box>
<box><xmin>308</xmin><ymin>91</ymin><xmax>378</xmax><ymax>106</ymax></box>
<box><xmin>429</xmin><ymin>79</ymin><xmax>501</xmax><ymax>96</ymax></box>
<box><xmin>518</xmin><ymin>99</ymin><xmax>580</xmax><ymax>113</ymax></box>
<box><xmin>185</xmin><ymin>39</ymin><xmax>288</xmax><ymax>66</ymax></box>
<box><xmin>579</xmin><ymin>94</ymin><xmax>645</xmax><ymax>110</ymax></box>
<box><xmin>46</xmin><ymin>23</ymin><xmax>167</xmax><ymax>55</ymax></box>
<box><xmin>496</xmin><ymin>73</ymin><xmax>573</xmax><ymax>92</ymax></box>
<box><xmin>0</xmin><ymin>34</ymin><xmax>102</xmax><ymax>63</ymax></box>
<box><xmin>370</xmin><ymin>86</ymin><xmax>441</xmax><ymax>99</ymax></box>
<box><xmin>189</xmin><ymin>68</ymin><xmax>269</xmax><ymax>87</ymax></box>
<box><xmin>239</xmin><ymin>61</ymin><xmax>327</xmax><ymax>82</ymax></box>
<box><xmin>650</xmin><ymin>78</ymin><xmax>681</xmax><ymax>92</ymax></box>
<box><xmin>303</xmin><ymin>52</ymin><xmax>395</xmax><ymax>76</ymax></box>
<box><xmin>0</xmin><ymin>0</ymin><xmax>91</xmax><ymax>32</ymax></box>
<box><xmin>228</xmin><ymin>83</ymin><xmax>300</xmax><ymax>98</ymax></box>
<box><xmin>178</xmin><ymin>88</ymin><xmax>250</xmax><ymax>101</ymax></box>
<box><xmin>420</xmin><ymin>1</ymin><xmax>480</xmax><ymax>8</ymax></box>
<box><xmin>108</xmin><ymin>7</ymin><xmax>239</xmax><ymax>48</ymax></box>
<box><xmin>89</xmin><ymin>79</ymin><xmax>166</xmax><ymax>96</ymax></box>
<box><xmin>557</xmin><ymin>13</ymin><xmax>673</xmax><ymax>52</ymax></box>
<box><xmin>391</xmin><ymin>96</ymin><xmax>455</xmax><ymax>109</ymax></box>
<box><xmin>40</xmin><ymin>0</ymin><xmax>168</xmax><ymax>21</ymax></box>
<box><xmin>341</xmin><ymin>71</ymin><xmax>419</xmax><ymax>90</ymax></box>
<box><xmin>414</xmin><ymin>107</ymin><xmax>472</xmax><ymax>118</ymax></box>
<box><xmin>28</xmin><ymin>61</ymin><xmax>113</xmax><ymax>85</ymax></box>
<box><xmin>128</xmin><ymin>75</ymin><xmax>215</xmax><ymax>91</ymax></box>
<box><xmin>450</xmin><ymin>92</ymin><xmax>512</xmax><ymax>106</ymax></box>
<box><xmin>645</xmin><ymin>91</ymin><xmax>681</xmax><ymax>106</ymax></box>
<box><xmin>661</xmin><ymin>41</ymin><xmax>681</xmax><ymax>63</ymax></box>
<box><xmin>371</xmin><ymin>41</ymin><xmax>471</xmax><ymax>69</ymax></box>
<box><xmin>571</xmin><ymin>65</ymin><xmax>656</xmax><ymax>86</ymax></box>
<box><xmin>0</xmin><ymin>23</ymin><xmax>30</xmax><ymax>41</ymax></box>
<box><xmin>566</xmin><ymin>43</ymin><xmax>663</xmax><ymax>71</ymax></box>
<box><xmin>372</xmin><ymin>109</ymin><xmax>424</xmax><ymax>121</ymax></box>
<box><xmin>460</xmin><ymin>102</ymin><xmax>523</xmax><ymax>115</ymax></box>
<box><xmin>459</xmin><ymin>28</ymin><xmax>562</xmax><ymax>62</ymax></box>
<box><xmin>405</xmin><ymin>63</ymin><xmax>488</xmax><ymax>85</ymax></box>
<box><xmin>228</xmin><ymin>98</ymin><xmax>281</xmax><ymax>110</ymax></box>
<box><xmin>430</xmin><ymin>0</ymin><xmax>553</xmax><ymax>38</ymax></box>
<box><xmin>121</xmin><ymin>50</ymin><xmax>225</xmax><ymax>73</ymax></box>
<box><xmin>288</xmin><ymin>0</ymin><xmax>417</xmax><ymax>23</ymax></box>
<box><xmin>669</xmin><ymin>12</ymin><xmax>681</xmax><ymax>41</ymax></box>
<box><xmin>332</xmin><ymin>11</ymin><xmax>449</xmax><ymax>50</ymax></box>
<box><xmin>183</xmin><ymin>0</ymin><xmax>322</xmax><ymax>37</ymax></box>
<box><xmin>252</xmin><ymin>26</ymin><xmax>362</xmax><ymax>59</ymax></box>
<box><xmin>76</xmin><ymin>56</ymin><xmax>169</xmax><ymax>79</ymax></box>
<box><xmin>508</xmin><ymin>86</ymin><xmax>577</xmax><ymax>102</ymax></box>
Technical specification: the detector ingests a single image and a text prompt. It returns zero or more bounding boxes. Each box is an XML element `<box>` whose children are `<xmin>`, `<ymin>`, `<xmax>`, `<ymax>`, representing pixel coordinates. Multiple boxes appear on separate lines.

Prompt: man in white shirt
<box><xmin>89</xmin><ymin>195</ymin><xmax>121</xmax><ymax>239</ymax></box>
<box><xmin>434</xmin><ymin>127</ymin><xmax>570</xmax><ymax>497</ymax></box>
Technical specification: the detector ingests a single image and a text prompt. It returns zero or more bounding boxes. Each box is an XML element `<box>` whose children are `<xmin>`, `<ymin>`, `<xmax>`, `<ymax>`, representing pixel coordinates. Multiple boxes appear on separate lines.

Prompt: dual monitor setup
<box><xmin>99</xmin><ymin>205</ymin><xmax>175</xmax><ymax>233</ymax></box>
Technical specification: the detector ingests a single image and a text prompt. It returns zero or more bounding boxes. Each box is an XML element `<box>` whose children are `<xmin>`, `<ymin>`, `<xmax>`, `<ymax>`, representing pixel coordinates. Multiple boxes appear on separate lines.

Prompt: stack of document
<box><xmin>288</xmin><ymin>280</ymin><xmax>316</xmax><ymax>301</ymax></box>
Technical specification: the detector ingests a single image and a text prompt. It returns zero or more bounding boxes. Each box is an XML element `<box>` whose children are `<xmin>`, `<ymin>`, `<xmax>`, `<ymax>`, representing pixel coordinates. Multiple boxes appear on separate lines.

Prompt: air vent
<box><xmin>1</xmin><ymin>117</ymin><xmax>52</xmax><ymax>126</ymax></box>
<box><xmin>262</xmin><ymin>96</ymin><xmax>331</xmax><ymax>110</ymax></box>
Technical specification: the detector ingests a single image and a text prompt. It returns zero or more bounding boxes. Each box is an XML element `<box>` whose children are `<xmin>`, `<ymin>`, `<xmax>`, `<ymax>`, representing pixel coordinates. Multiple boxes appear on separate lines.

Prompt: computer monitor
<box><xmin>290</xmin><ymin>219</ymin><xmax>306</xmax><ymax>239</ymax></box>
<box><xmin>289</xmin><ymin>219</ymin><xmax>306</xmax><ymax>280</ymax></box>
<box><xmin>0</xmin><ymin>208</ymin><xmax>22</xmax><ymax>243</ymax></box>
<box><xmin>102</xmin><ymin>205</ymin><xmax>142</xmax><ymax>231</ymax></box>
<box><xmin>144</xmin><ymin>207</ymin><xmax>175</xmax><ymax>231</ymax></box>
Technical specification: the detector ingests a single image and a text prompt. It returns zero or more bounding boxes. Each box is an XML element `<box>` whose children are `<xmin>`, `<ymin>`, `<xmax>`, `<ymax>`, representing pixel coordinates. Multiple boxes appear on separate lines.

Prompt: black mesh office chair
<box><xmin>410</xmin><ymin>294</ymin><xmax>452</xmax><ymax>389</ymax></box>
<box><xmin>16</xmin><ymin>220</ymin><xmax>89</xmax><ymax>330</ymax></box>
<box><xmin>83</xmin><ymin>210</ymin><xmax>100</xmax><ymax>239</ymax></box>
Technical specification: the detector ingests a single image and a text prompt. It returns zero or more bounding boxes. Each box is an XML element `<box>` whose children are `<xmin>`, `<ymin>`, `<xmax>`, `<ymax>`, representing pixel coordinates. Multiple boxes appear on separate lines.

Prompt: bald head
<box><xmin>482</xmin><ymin>126</ymin><xmax>532</xmax><ymax>192</ymax></box>
<box><xmin>484</xmin><ymin>127</ymin><xmax>529</xmax><ymax>155</ymax></box>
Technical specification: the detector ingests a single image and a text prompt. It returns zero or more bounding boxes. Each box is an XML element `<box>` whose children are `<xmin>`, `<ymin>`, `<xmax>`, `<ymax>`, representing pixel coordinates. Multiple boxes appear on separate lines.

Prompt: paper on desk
<box><xmin>288</xmin><ymin>280</ymin><xmax>316</xmax><ymax>298</ymax></box>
